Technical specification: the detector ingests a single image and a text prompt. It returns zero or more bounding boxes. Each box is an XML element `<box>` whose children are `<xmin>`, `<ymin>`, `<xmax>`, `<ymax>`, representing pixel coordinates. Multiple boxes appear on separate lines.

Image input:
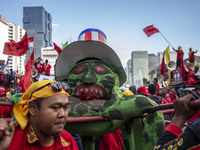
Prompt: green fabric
<box><xmin>63</xmin><ymin>59</ymin><xmax>165</xmax><ymax>150</ymax></box>
<box><xmin>62</xmin><ymin>41</ymin><xmax>68</xmax><ymax>49</ymax></box>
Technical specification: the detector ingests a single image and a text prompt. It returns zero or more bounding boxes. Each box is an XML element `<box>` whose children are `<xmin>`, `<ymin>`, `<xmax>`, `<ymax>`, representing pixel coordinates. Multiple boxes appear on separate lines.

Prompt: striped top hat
<box><xmin>55</xmin><ymin>28</ymin><xmax>126</xmax><ymax>86</ymax></box>
<box><xmin>78</xmin><ymin>28</ymin><xmax>107</xmax><ymax>44</ymax></box>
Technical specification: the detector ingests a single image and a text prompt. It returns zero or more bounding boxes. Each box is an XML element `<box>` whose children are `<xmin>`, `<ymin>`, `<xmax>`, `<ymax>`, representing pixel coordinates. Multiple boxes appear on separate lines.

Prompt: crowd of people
<box><xmin>0</xmin><ymin>57</ymin><xmax>53</xmax><ymax>119</ymax></box>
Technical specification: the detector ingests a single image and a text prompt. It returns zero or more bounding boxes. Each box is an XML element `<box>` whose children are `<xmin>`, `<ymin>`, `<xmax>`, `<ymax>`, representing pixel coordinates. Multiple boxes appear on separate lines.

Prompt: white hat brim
<box><xmin>55</xmin><ymin>41</ymin><xmax>126</xmax><ymax>86</ymax></box>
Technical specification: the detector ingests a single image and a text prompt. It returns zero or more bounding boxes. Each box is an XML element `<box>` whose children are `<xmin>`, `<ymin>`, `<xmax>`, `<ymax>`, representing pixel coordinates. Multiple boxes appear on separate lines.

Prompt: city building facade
<box><xmin>23</xmin><ymin>6</ymin><xmax>52</xmax><ymax>61</ymax></box>
<box><xmin>148</xmin><ymin>54</ymin><xmax>157</xmax><ymax>82</ymax></box>
<box><xmin>157</xmin><ymin>51</ymin><xmax>177</xmax><ymax>66</ymax></box>
<box><xmin>0</xmin><ymin>15</ymin><xmax>26</xmax><ymax>74</ymax></box>
<box><xmin>131</xmin><ymin>51</ymin><xmax>149</xmax><ymax>88</ymax></box>
<box><xmin>124</xmin><ymin>59</ymin><xmax>132</xmax><ymax>85</ymax></box>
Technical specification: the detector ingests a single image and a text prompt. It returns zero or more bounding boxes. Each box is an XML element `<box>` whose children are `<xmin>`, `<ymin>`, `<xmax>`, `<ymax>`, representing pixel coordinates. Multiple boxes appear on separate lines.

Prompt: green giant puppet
<box><xmin>54</xmin><ymin>28</ymin><xmax>165</xmax><ymax>150</ymax></box>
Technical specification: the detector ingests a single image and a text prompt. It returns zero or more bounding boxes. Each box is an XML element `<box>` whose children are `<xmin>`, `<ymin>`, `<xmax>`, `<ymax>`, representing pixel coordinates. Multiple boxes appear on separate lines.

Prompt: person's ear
<box><xmin>28</xmin><ymin>101</ymin><xmax>38</xmax><ymax>115</ymax></box>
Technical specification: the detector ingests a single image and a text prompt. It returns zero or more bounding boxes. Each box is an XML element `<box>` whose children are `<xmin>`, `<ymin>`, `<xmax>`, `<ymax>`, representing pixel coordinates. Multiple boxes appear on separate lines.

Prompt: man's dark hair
<box><xmin>33</xmin><ymin>98</ymin><xmax>45</xmax><ymax>109</ymax></box>
<box><xmin>45</xmin><ymin>59</ymin><xmax>48</xmax><ymax>63</ymax></box>
<box><xmin>148</xmin><ymin>84</ymin><xmax>157</xmax><ymax>95</ymax></box>
<box><xmin>154</xmin><ymin>78</ymin><xmax>158</xmax><ymax>83</ymax></box>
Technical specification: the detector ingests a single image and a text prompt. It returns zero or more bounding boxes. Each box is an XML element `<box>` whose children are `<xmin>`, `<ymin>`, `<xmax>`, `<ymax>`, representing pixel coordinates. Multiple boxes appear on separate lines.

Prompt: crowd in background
<box><xmin>0</xmin><ymin>57</ymin><xmax>52</xmax><ymax>119</ymax></box>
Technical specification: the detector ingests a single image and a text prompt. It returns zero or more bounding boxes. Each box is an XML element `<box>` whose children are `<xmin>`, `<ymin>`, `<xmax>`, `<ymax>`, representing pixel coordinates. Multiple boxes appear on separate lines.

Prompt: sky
<box><xmin>1</xmin><ymin>0</ymin><xmax>200</xmax><ymax>67</ymax></box>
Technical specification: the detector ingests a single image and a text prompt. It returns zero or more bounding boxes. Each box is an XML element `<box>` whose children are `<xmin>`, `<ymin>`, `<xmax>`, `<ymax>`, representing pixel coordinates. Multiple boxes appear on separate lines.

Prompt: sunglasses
<box><xmin>29</xmin><ymin>82</ymin><xmax>71</xmax><ymax>100</ymax></box>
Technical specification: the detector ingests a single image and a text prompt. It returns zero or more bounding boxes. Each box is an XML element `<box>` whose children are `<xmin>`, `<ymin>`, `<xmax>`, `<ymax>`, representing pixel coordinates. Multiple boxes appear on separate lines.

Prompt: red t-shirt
<box><xmin>35</xmin><ymin>63</ymin><xmax>43</xmax><ymax>73</ymax></box>
<box><xmin>175</xmin><ymin>50</ymin><xmax>184</xmax><ymax>60</ymax></box>
<box><xmin>7</xmin><ymin>126</ymin><xmax>79</xmax><ymax>150</ymax></box>
<box><xmin>155</xmin><ymin>83</ymin><xmax>160</xmax><ymax>93</ymax></box>
<box><xmin>169</xmin><ymin>92</ymin><xmax>176</xmax><ymax>102</ymax></box>
<box><xmin>42</xmin><ymin>63</ymin><xmax>52</xmax><ymax>75</ymax></box>
<box><xmin>189</xmin><ymin>51</ymin><xmax>195</xmax><ymax>61</ymax></box>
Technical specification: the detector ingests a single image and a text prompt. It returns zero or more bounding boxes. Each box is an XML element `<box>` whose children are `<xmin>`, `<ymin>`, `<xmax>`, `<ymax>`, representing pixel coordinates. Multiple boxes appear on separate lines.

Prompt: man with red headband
<box><xmin>0</xmin><ymin>80</ymin><xmax>78</xmax><ymax>150</ymax></box>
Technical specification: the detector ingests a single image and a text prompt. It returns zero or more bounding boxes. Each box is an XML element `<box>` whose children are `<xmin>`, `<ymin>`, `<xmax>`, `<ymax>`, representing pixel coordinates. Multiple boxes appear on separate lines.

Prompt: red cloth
<box><xmin>180</xmin><ymin>58</ymin><xmax>186</xmax><ymax>80</ymax></box>
<box><xmin>189</xmin><ymin>51</ymin><xmax>195</xmax><ymax>61</ymax></box>
<box><xmin>35</xmin><ymin>63</ymin><xmax>43</xmax><ymax>73</ymax></box>
<box><xmin>164</xmin><ymin>124</ymin><xmax>182</xmax><ymax>137</ymax></box>
<box><xmin>25</xmin><ymin>50</ymin><xmax>35</xmax><ymax>72</ymax></box>
<box><xmin>3</xmin><ymin>32</ymin><xmax>29</xmax><ymax>56</ymax></box>
<box><xmin>169</xmin><ymin>92</ymin><xmax>176</xmax><ymax>102</ymax></box>
<box><xmin>162</xmin><ymin>94</ymin><xmax>172</xmax><ymax>104</ymax></box>
<box><xmin>143</xmin><ymin>25</ymin><xmax>159</xmax><ymax>37</ymax></box>
<box><xmin>185</xmin><ymin>65</ymin><xmax>197</xmax><ymax>85</ymax></box>
<box><xmin>161</xmin><ymin>54</ymin><xmax>166</xmax><ymax>76</ymax></box>
<box><xmin>42</xmin><ymin>63</ymin><xmax>52</xmax><ymax>75</ymax></box>
<box><xmin>53</xmin><ymin>43</ymin><xmax>63</xmax><ymax>55</ymax></box>
<box><xmin>175</xmin><ymin>50</ymin><xmax>184</xmax><ymax>60</ymax></box>
<box><xmin>155</xmin><ymin>83</ymin><xmax>160</xmax><ymax>93</ymax></box>
<box><xmin>18</xmin><ymin>70</ymin><xmax>32</xmax><ymax>93</ymax></box>
<box><xmin>100</xmin><ymin>129</ymin><xmax>123</xmax><ymax>150</ymax></box>
<box><xmin>0</xmin><ymin>106</ymin><xmax>12</xmax><ymax>118</ymax></box>
<box><xmin>7</xmin><ymin>126</ymin><xmax>79</xmax><ymax>150</ymax></box>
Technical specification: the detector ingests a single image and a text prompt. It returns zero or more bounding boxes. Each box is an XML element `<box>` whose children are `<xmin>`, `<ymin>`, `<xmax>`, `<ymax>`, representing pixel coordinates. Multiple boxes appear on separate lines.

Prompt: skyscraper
<box><xmin>131</xmin><ymin>51</ymin><xmax>149</xmax><ymax>88</ymax></box>
<box><xmin>23</xmin><ymin>6</ymin><xmax>52</xmax><ymax>60</ymax></box>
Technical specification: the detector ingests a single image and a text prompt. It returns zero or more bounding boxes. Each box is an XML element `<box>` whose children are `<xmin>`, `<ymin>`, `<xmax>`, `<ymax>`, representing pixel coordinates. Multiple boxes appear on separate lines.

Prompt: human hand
<box><xmin>171</xmin><ymin>94</ymin><xmax>197</xmax><ymax>128</ymax></box>
<box><xmin>0</xmin><ymin>119</ymin><xmax>16</xmax><ymax>150</ymax></box>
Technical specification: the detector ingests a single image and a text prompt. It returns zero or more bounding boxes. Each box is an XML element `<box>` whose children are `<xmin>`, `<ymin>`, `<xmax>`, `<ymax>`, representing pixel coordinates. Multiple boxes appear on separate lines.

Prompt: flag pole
<box><xmin>159</xmin><ymin>31</ymin><xmax>173</xmax><ymax>48</ymax></box>
<box><xmin>153</xmin><ymin>24</ymin><xmax>174</xmax><ymax>48</ymax></box>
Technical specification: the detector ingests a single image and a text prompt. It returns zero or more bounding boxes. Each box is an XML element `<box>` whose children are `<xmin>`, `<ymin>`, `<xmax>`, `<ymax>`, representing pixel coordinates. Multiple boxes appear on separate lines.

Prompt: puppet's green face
<box><xmin>65</xmin><ymin>59</ymin><xmax>119</xmax><ymax>100</ymax></box>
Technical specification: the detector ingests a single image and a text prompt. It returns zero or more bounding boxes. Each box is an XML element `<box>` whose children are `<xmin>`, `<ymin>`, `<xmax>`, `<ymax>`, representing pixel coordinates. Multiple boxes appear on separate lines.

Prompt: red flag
<box><xmin>28</xmin><ymin>37</ymin><xmax>34</xmax><ymax>47</ymax></box>
<box><xmin>3</xmin><ymin>32</ymin><xmax>29</xmax><ymax>56</ymax></box>
<box><xmin>143</xmin><ymin>25</ymin><xmax>159</xmax><ymax>37</ymax></box>
<box><xmin>53</xmin><ymin>43</ymin><xmax>63</xmax><ymax>55</ymax></box>
<box><xmin>180</xmin><ymin>58</ymin><xmax>186</xmax><ymax>80</ymax></box>
<box><xmin>18</xmin><ymin>70</ymin><xmax>32</xmax><ymax>93</ymax></box>
<box><xmin>25</xmin><ymin>50</ymin><xmax>35</xmax><ymax>72</ymax></box>
<box><xmin>161</xmin><ymin>54</ymin><xmax>166</xmax><ymax>76</ymax></box>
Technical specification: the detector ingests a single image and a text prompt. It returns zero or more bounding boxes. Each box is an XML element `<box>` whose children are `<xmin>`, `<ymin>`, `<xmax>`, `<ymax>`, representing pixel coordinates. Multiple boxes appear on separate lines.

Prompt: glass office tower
<box><xmin>23</xmin><ymin>6</ymin><xmax>52</xmax><ymax>60</ymax></box>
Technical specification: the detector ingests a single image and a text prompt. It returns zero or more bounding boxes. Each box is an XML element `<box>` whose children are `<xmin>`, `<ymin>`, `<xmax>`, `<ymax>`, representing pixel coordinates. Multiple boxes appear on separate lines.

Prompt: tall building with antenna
<box><xmin>23</xmin><ymin>6</ymin><xmax>52</xmax><ymax>61</ymax></box>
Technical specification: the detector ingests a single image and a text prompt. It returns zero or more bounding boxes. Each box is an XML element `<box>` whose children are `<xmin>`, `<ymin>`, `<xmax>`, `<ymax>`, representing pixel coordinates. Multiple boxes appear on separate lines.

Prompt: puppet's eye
<box><xmin>94</xmin><ymin>65</ymin><xmax>109</xmax><ymax>74</ymax></box>
<box><xmin>74</xmin><ymin>66</ymin><xmax>85</xmax><ymax>73</ymax></box>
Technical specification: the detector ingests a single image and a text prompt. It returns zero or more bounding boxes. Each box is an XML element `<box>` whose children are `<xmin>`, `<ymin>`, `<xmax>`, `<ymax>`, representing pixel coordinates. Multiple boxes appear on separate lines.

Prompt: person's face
<box><xmin>170</xmin><ymin>88</ymin><xmax>176</xmax><ymax>93</ymax></box>
<box><xmin>153</xmin><ymin>79</ymin><xmax>156</xmax><ymax>84</ymax></box>
<box><xmin>161</xmin><ymin>88</ymin><xmax>167</xmax><ymax>95</ymax></box>
<box><xmin>189</xmin><ymin>48</ymin><xmax>192</xmax><ymax>52</ymax></box>
<box><xmin>0</xmin><ymin>95</ymin><xmax>6</xmax><ymax>101</ymax></box>
<box><xmin>196</xmin><ymin>89</ymin><xmax>200</xmax><ymax>95</ymax></box>
<box><xmin>32</xmin><ymin>94</ymin><xmax>69</xmax><ymax>136</ymax></box>
<box><xmin>66</xmin><ymin>60</ymin><xmax>118</xmax><ymax>99</ymax></box>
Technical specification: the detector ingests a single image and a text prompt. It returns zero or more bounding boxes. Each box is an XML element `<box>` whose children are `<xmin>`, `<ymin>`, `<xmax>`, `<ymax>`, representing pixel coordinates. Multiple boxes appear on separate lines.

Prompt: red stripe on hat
<box><xmin>98</xmin><ymin>33</ymin><xmax>105</xmax><ymax>43</ymax></box>
<box><xmin>85</xmin><ymin>31</ymin><xmax>92</xmax><ymax>41</ymax></box>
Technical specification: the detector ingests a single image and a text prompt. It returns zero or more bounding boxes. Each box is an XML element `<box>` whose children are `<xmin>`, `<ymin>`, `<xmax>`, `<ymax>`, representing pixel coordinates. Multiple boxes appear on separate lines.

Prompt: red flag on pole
<box><xmin>143</xmin><ymin>25</ymin><xmax>159</xmax><ymax>37</ymax></box>
<box><xmin>25</xmin><ymin>49</ymin><xmax>35</xmax><ymax>72</ymax></box>
<box><xmin>3</xmin><ymin>32</ymin><xmax>29</xmax><ymax>56</ymax></box>
<box><xmin>180</xmin><ymin>58</ymin><xmax>186</xmax><ymax>80</ymax></box>
<box><xmin>161</xmin><ymin>54</ymin><xmax>166</xmax><ymax>76</ymax></box>
<box><xmin>18</xmin><ymin>70</ymin><xmax>32</xmax><ymax>93</ymax></box>
<box><xmin>53</xmin><ymin>43</ymin><xmax>63</xmax><ymax>55</ymax></box>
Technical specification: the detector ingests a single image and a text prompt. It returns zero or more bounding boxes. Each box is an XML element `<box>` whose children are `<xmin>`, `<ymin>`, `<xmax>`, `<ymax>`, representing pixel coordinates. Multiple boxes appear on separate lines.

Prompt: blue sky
<box><xmin>1</xmin><ymin>0</ymin><xmax>200</xmax><ymax>67</ymax></box>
